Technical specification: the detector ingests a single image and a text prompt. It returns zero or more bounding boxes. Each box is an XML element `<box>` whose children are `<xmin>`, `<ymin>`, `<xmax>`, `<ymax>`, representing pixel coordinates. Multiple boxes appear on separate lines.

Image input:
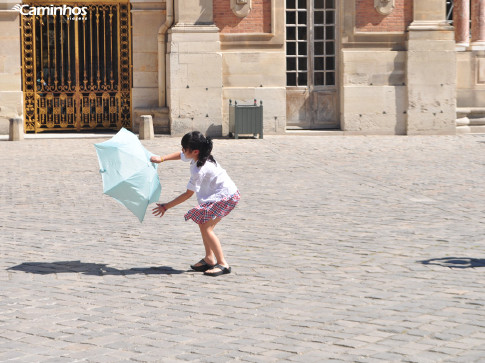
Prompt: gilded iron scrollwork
<box><xmin>21</xmin><ymin>1</ymin><xmax>132</xmax><ymax>132</ymax></box>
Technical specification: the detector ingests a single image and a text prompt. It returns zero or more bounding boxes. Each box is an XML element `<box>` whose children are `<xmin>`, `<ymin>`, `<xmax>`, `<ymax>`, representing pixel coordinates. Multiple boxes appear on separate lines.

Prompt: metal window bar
<box><xmin>446</xmin><ymin>0</ymin><xmax>453</xmax><ymax>24</ymax></box>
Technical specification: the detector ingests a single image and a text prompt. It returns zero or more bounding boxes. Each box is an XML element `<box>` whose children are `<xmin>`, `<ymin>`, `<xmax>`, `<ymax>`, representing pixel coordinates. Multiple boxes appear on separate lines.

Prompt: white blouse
<box><xmin>181</xmin><ymin>152</ymin><xmax>238</xmax><ymax>204</ymax></box>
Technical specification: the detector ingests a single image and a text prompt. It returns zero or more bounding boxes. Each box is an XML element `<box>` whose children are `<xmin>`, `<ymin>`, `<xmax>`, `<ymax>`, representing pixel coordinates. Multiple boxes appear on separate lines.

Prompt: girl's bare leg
<box><xmin>198</xmin><ymin>218</ymin><xmax>229</xmax><ymax>271</ymax></box>
<box><xmin>194</xmin><ymin>230</ymin><xmax>216</xmax><ymax>267</ymax></box>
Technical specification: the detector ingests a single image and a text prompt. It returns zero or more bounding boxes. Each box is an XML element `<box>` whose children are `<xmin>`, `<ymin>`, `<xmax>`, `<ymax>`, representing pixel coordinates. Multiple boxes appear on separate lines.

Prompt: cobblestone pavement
<box><xmin>1</xmin><ymin>133</ymin><xmax>484</xmax><ymax>362</ymax></box>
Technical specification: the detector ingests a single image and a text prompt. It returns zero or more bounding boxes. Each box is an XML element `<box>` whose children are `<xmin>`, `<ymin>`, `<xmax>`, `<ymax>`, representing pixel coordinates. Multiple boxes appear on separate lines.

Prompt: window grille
<box><xmin>286</xmin><ymin>0</ymin><xmax>336</xmax><ymax>87</ymax></box>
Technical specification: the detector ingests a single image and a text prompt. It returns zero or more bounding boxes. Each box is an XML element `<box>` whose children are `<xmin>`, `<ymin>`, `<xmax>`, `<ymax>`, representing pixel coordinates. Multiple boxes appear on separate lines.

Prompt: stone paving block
<box><xmin>0</xmin><ymin>134</ymin><xmax>484</xmax><ymax>361</ymax></box>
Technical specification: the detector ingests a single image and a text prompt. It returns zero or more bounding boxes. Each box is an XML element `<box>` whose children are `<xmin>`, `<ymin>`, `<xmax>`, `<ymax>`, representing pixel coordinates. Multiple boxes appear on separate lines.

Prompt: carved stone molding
<box><xmin>231</xmin><ymin>0</ymin><xmax>251</xmax><ymax>18</ymax></box>
<box><xmin>374</xmin><ymin>0</ymin><xmax>395</xmax><ymax>15</ymax></box>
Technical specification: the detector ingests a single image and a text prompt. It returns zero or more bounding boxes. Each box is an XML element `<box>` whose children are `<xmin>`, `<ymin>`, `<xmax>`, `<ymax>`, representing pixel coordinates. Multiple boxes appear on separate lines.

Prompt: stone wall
<box><xmin>457</xmin><ymin>51</ymin><xmax>485</xmax><ymax>108</ymax></box>
<box><xmin>340</xmin><ymin>0</ymin><xmax>408</xmax><ymax>134</ymax></box>
<box><xmin>219</xmin><ymin>0</ymin><xmax>286</xmax><ymax>136</ymax></box>
<box><xmin>131</xmin><ymin>1</ymin><xmax>164</xmax><ymax>110</ymax></box>
<box><xmin>342</xmin><ymin>0</ymin><xmax>457</xmax><ymax>135</ymax></box>
<box><xmin>131</xmin><ymin>0</ymin><xmax>168</xmax><ymax>133</ymax></box>
<box><xmin>341</xmin><ymin>50</ymin><xmax>407</xmax><ymax>135</ymax></box>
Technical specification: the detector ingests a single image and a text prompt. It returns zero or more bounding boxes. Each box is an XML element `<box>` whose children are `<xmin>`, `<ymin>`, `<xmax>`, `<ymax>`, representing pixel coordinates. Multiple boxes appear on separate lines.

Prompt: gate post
<box><xmin>139</xmin><ymin>115</ymin><xmax>154</xmax><ymax>140</ymax></box>
<box><xmin>167</xmin><ymin>0</ymin><xmax>223</xmax><ymax>137</ymax></box>
<box><xmin>9</xmin><ymin>117</ymin><xmax>24</xmax><ymax>141</ymax></box>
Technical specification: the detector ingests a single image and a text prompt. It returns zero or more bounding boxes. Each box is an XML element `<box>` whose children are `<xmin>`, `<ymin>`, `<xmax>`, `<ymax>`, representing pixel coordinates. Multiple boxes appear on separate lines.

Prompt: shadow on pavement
<box><xmin>7</xmin><ymin>261</ymin><xmax>186</xmax><ymax>276</ymax></box>
<box><xmin>419</xmin><ymin>257</ymin><xmax>485</xmax><ymax>269</ymax></box>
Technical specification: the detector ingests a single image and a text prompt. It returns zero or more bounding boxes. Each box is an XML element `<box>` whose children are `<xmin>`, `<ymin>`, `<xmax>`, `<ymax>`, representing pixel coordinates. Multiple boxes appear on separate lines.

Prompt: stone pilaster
<box><xmin>0</xmin><ymin>8</ymin><xmax>23</xmax><ymax>135</ymax></box>
<box><xmin>167</xmin><ymin>0</ymin><xmax>222</xmax><ymax>136</ymax></box>
<box><xmin>470</xmin><ymin>0</ymin><xmax>485</xmax><ymax>50</ymax></box>
<box><xmin>406</xmin><ymin>0</ymin><xmax>456</xmax><ymax>135</ymax></box>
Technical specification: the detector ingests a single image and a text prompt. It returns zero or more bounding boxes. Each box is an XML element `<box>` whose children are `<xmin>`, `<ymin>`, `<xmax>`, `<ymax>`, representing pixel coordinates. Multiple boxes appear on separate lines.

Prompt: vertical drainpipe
<box><xmin>158</xmin><ymin>0</ymin><xmax>174</xmax><ymax>107</ymax></box>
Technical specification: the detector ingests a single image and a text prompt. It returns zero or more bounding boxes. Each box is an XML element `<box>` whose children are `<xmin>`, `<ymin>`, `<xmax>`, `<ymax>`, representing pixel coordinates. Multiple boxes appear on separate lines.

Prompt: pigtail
<box><xmin>197</xmin><ymin>136</ymin><xmax>216</xmax><ymax>167</ymax></box>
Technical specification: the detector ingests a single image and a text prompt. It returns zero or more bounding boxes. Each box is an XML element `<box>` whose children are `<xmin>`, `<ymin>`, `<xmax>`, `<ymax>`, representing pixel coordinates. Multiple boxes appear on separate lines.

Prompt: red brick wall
<box><xmin>356</xmin><ymin>0</ymin><xmax>413</xmax><ymax>32</ymax></box>
<box><xmin>213</xmin><ymin>0</ymin><xmax>271</xmax><ymax>33</ymax></box>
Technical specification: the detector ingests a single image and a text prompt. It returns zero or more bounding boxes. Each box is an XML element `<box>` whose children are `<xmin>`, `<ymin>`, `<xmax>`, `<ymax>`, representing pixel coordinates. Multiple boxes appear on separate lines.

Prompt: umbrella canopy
<box><xmin>94</xmin><ymin>128</ymin><xmax>161</xmax><ymax>222</ymax></box>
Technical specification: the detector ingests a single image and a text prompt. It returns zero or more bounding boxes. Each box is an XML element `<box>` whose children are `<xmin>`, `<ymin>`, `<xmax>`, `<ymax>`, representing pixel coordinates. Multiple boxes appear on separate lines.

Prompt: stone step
<box><xmin>456</xmin><ymin>107</ymin><xmax>485</xmax><ymax>118</ymax></box>
<box><xmin>456</xmin><ymin>107</ymin><xmax>485</xmax><ymax>134</ymax></box>
<box><xmin>456</xmin><ymin>125</ymin><xmax>485</xmax><ymax>134</ymax></box>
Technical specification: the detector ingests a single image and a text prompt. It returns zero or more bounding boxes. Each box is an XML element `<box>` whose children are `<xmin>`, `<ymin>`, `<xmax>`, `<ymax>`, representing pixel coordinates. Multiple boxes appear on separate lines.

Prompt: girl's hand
<box><xmin>152</xmin><ymin>203</ymin><xmax>167</xmax><ymax>217</ymax></box>
<box><xmin>150</xmin><ymin>155</ymin><xmax>163</xmax><ymax>163</ymax></box>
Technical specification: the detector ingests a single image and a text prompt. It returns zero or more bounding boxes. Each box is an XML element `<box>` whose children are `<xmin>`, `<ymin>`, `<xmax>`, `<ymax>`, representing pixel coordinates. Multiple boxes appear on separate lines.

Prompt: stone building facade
<box><xmin>0</xmin><ymin>0</ymin><xmax>483</xmax><ymax>136</ymax></box>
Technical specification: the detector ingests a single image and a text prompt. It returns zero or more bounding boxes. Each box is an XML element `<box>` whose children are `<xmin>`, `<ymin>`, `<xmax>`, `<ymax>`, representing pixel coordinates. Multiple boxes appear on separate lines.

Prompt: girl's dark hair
<box><xmin>181</xmin><ymin>131</ymin><xmax>216</xmax><ymax>167</ymax></box>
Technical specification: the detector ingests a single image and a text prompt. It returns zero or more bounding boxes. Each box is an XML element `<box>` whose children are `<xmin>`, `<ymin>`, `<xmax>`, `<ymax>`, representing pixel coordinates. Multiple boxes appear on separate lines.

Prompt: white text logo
<box><xmin>12</xmin><ymin>4</ymin><xmax>88</xmax><ymax>19</ymax></box>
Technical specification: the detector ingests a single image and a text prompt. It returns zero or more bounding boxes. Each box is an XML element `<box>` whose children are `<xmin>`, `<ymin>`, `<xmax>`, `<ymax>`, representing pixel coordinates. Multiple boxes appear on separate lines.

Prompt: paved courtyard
<box><xmin>0</xmin><ymin>133</ymin><xmax>484</xmax><ymax>362</ymax></box>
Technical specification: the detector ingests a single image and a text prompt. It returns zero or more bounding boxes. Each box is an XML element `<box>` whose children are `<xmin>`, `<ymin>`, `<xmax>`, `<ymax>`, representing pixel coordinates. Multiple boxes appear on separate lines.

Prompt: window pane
<box><xmin>287</xmin><ymin>73</ymin><xmax>297</xmax><ymax>86</ymax></box>
<box><xmin>315</xmin><ymin>42</ymin><xmax>324</xmax><ymax>55</ymax></box>
<box><xmin>298</xmin><ymin>72</ymin><xmax>307</xmax><ymax>86</ymax></box>
<box><xmin>315</xmin><ymin>72</ymin><xmax>324</xmax><ymax>86</ymax></box>
<box><xmin>286</xmin><ymin>0</ymin><xmax>296</xmax><ymax>9</ymax></box>
<box><xmin>298</xmin><ymin>26</ymin><xmax>307</xmax><ymax>41</ymax></box>
<box><xmin>315</xmin><ymin>26</ymin><xmax>324</xmax><ymax>40</ymax></box>
<box><xmin>298</xmin><ymin>42</ymin><xmax>307</xmax><ymax>56</ymax></box>
<box><xmin>298</xmin><ymin>57</ymin><xmax>308</xmax><ymax>71</ymax></box>
<box><xmin>314</xmin><ymin>57</ymin><xmax>324</xmax><ymax>70</ymax></box>
<box><xmin>314</xmin><ymin>11</ymin><xmax>324</xmax><ymax>24</ymax></box>
<box><xmin>314</xmin><ymin>0</ymin><xmax>324</xmax><ymax>8</ymax></box>
<box><xmin>287</xmin><ymin>0</ymin><xmax>338</xmax><ymax>88</ymax></box>
<box><xmin>298</xmin><ymin>11</ymin><xmax>307</xmax><ymax>25</ymax></box>
<box><xmin>287</xmin><ymin>58</ymin><xmax>297</xmax><ymax>71</ymax></box>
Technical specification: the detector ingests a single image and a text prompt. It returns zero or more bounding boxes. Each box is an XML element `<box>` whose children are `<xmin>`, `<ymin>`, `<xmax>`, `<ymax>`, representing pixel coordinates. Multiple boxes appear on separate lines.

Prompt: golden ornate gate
<box><xmin>21</xmin><ymin>0</ymin><xmax>132</xmax><ymax>132</ymax></box>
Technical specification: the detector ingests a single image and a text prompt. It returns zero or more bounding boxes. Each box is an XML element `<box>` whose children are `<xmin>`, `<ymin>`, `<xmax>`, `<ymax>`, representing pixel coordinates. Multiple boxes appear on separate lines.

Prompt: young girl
<box><xmin>150</xmin><ymin>131</ymin><xmax>240</xmax><ymax>277</ymax></box>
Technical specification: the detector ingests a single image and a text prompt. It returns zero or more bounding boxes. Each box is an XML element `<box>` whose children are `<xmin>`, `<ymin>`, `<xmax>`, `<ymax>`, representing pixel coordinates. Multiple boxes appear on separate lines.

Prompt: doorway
<box><xmin>285</xmin><ymin>0</ymin><xmax>339</xmax><ymax>129</ymax></box>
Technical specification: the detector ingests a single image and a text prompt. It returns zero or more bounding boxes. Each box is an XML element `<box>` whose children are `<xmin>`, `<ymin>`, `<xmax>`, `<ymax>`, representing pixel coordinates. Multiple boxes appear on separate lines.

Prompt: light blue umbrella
<box><xmin>94</xmin><ymin>128</ymin><xmax>161</xmax><ymax>222</ymax></box>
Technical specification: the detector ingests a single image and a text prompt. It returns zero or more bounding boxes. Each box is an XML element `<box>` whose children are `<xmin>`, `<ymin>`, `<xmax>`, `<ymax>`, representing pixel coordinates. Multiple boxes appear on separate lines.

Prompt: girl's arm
<box><xmin>152</xmin><ymin>189</ymin><xmax>194</xmax><ymax>217</ymax></box>
<box><xmin>150</xmin><ymin>151</ymin><xmax>181</xmax><ymax>163</ymax></box>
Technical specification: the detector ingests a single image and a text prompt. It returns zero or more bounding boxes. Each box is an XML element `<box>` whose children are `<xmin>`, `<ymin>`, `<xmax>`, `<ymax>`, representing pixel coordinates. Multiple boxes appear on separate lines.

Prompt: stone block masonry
<box><xmin>0</xmin><ymin>134</ymin><xmax>484</xmax><ymax>361</ymax></box>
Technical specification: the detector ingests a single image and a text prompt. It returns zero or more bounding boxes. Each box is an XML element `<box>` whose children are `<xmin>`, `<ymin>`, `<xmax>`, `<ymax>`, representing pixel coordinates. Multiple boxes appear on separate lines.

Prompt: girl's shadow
<box><xmin>7</xmin><ymin>261</ymin><xmax>185</xmax><ymax>276</ymax></box>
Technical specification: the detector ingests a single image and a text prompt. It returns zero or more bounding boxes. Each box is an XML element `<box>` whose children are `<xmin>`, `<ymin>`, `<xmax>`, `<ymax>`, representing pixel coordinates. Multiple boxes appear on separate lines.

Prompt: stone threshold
<box><xmin>285</xmin><ymin>129</ymin><xmax>344</xmax><ymax>136</ymax></box>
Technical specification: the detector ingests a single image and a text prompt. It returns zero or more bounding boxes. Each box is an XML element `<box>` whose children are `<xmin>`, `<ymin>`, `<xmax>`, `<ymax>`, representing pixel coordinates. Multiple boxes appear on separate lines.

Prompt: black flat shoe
<box><xmin>204</xmin><ymin>264</ymin><xmax>231</xmax><ymax>277</ymax></box>
<box><xmin>190</xmin><ymin>259</ymin><xmax>215</xmax><ymax>272</ymax></box>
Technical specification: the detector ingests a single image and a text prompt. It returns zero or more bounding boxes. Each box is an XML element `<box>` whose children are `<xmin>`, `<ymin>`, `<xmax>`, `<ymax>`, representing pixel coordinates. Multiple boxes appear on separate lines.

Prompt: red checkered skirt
<box><xmin>184</xmin><ymin>191</ymin><xmax>240</xmax><ymax>225</ymax></box>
